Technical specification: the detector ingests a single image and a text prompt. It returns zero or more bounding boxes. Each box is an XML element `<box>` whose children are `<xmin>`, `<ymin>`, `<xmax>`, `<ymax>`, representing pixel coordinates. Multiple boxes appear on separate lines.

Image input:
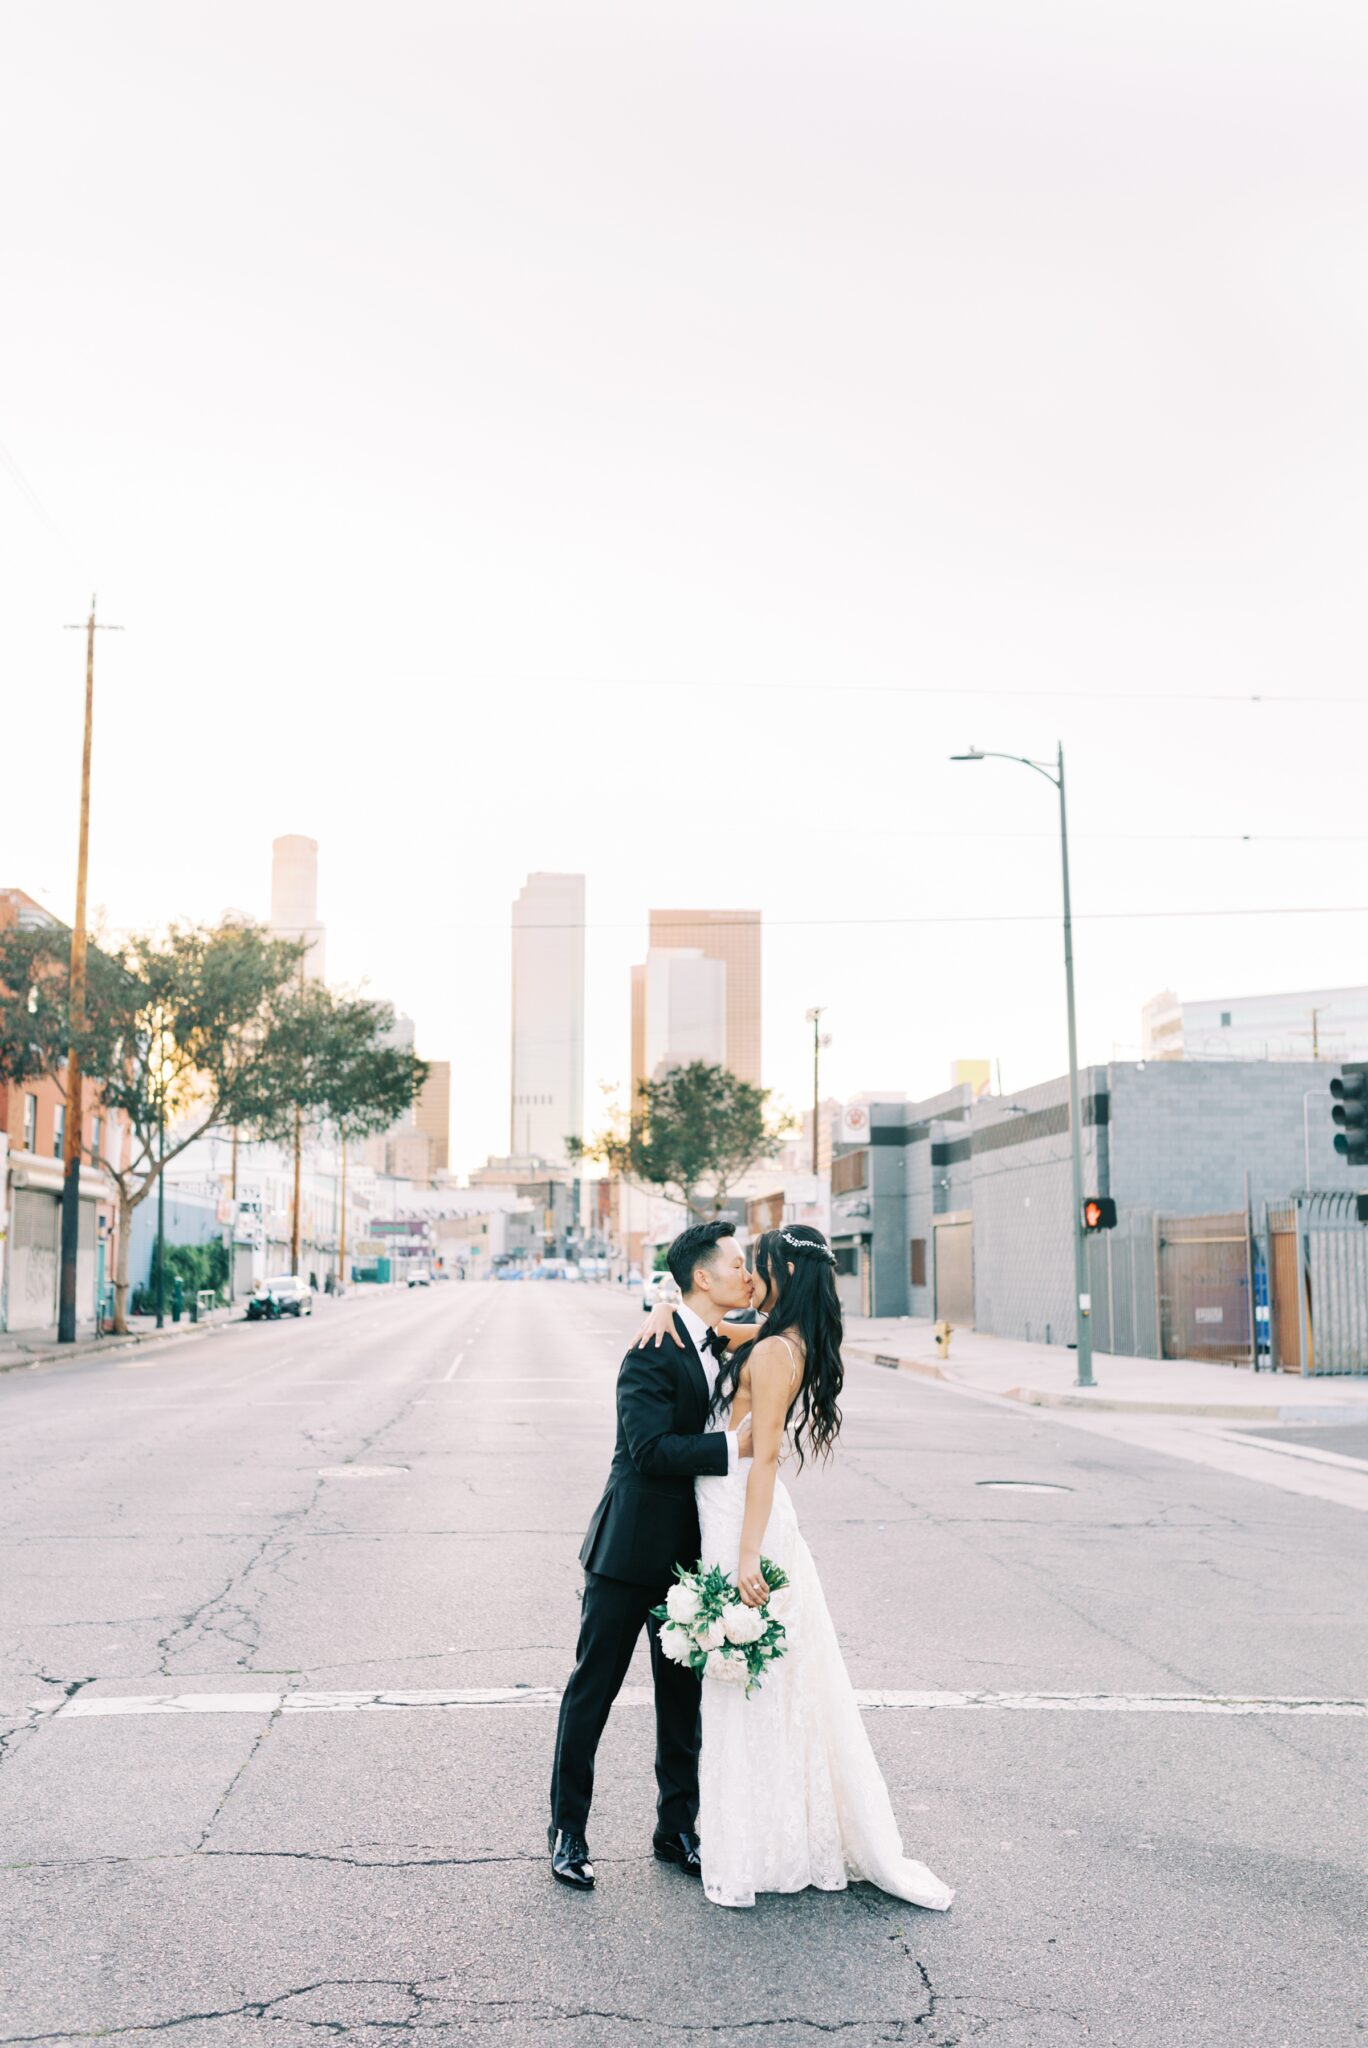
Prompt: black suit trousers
<box><xmin>550</xmin><ymin>1570</ymin><xmax>700</xmax><ymax>1838</ymax></box>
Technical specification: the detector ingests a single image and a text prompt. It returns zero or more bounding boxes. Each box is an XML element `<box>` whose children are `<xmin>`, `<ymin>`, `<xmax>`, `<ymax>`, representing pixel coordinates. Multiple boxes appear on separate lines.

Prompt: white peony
<box><xmin>704</xmin><ymin>1647</ymin><xmax>749</xmax><ymax>1685</ymax></box>
<box><xmin>721</xmin><ymin>1602</ymin><xmax>765</xmax><ymax>1646</ymax></box>
<box><xmin>659</xmin><ymin>1624</ymin><xmax>693</xmax><ymax>1664</ymax></box>
<box><xmin>766</xmin><ymin>1586</ymin><xmax>795</xmax><ymax>1624</ymax></box>
<box><xmin>694</xmin><ymin>1616</ymin><xmax>725</xmax><ymax>1652</ymax></box>
<box><xmin>666</xmin><ymin>1582</ymin><xmax>701</xmax><ymax>1626</ymax></box>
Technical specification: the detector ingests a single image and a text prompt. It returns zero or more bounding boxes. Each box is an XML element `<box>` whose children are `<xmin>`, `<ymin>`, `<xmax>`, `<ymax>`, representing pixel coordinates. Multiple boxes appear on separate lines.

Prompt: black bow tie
<box><xmin>701</xmin><ymin>1327</ymin><xmax>729</xmax><ymax>1363</ymax></box>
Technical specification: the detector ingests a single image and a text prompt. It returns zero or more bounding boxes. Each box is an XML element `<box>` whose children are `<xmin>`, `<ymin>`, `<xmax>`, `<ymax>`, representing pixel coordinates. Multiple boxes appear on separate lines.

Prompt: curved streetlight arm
<box><xmin>950</xmin><ymin>745</ymin><xmax>1060</xmax><ymax>789</ymax></box>
<box><xmin>949</xmin><ymin>737</ymin><xmax>1093</xmax><ymax>1388</ymax></box>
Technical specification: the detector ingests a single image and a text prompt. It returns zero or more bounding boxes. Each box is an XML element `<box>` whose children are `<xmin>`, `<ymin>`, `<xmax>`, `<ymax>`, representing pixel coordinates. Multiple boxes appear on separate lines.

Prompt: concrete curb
<box><xmin>844</xmin><ymin>1343</ymin><xmax>1368</xmax><ymax>1423</ymax></box>
<box><xmin>0</xmin><ymin>1316</ymin><xmax>234</xmax><ymax>1377</ymax></box>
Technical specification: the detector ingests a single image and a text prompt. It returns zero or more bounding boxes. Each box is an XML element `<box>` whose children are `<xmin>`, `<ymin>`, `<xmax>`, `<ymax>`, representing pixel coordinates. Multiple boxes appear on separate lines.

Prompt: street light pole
<box><xmin>804</xmin><ymin>1007</ymin><xmax>829</xmax><ymax>1176</ymax></box>
<box><xmin>951</xmin><ymin>740</ymin><xmax>1095</xmax><ymax>1388</ymax></box>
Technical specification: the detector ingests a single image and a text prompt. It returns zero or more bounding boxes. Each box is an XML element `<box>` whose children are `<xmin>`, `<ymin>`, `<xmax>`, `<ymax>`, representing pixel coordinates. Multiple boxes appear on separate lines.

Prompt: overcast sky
<box><xmin>4</xmin><ymin>2</ymin><xmax>1367</xmax><ymax>1173</ymax></box>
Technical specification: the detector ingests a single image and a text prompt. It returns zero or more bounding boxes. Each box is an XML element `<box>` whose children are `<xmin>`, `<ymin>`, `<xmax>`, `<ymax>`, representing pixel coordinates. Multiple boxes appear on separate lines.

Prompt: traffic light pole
<box><xmin>951</xmin><ymin>739</ymin><xmax>1095</xmax><ymax>1387</ymax></box>
<box><xmin>1056</xmin><ymin>743</ymin><xmax>1094</xmax><ymax>1388</ymax></box>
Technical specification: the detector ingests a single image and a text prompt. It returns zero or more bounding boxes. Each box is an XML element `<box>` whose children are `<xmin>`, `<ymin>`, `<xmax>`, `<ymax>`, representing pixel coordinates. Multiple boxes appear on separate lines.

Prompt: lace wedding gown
<box><xmin>694</xmin><ymin>1402</ymin><xmax>954</xmax><ymax>1913</ymax></box>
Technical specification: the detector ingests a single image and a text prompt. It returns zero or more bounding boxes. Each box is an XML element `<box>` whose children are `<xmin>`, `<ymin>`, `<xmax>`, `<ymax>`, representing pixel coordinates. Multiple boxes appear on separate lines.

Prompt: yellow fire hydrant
<box><xmin>934</xmin><ymin>1319</ymin><xmax>952</xmax><ymax>1360</ymax></box>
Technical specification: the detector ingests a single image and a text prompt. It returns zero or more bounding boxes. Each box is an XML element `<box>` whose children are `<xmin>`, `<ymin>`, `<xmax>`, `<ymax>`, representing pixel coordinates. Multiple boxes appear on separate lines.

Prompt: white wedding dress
<box><xmin>694</xmin><ymin>1384</ymin><xmax>954</xmax><ymax>1913</ymax></box>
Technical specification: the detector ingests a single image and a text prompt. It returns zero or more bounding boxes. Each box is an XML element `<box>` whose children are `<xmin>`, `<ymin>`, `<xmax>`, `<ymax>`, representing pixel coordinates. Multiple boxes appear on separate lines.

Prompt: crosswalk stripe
<box><xmin>51</xmin><ymin>1686</ymin><xmax>1368</xmax><ymax>1720</ymax></box>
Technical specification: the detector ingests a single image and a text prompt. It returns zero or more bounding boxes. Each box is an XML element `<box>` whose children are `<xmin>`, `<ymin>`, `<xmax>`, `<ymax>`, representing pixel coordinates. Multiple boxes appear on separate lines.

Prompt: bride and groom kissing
<box><xmin>550</xmin><ymin>1217</ymin><xmax>953</xmax><ymax>1912</ymax></box>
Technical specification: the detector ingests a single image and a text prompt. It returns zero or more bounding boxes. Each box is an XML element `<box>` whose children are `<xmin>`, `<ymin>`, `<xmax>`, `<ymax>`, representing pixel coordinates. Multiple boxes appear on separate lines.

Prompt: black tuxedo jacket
<box><xmin>578</xmin><ymin>1314</ymin><xmax>731</xmax><ymax>1588</ymax></box>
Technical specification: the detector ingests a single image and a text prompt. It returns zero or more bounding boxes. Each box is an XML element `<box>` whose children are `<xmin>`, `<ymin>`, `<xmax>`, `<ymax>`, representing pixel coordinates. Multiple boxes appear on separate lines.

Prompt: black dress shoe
<box><xmin>549</xmin><ymin>1826</ymin><xmax>595</xmax><ymax>1889</ymax></box>
<box><xmin>652</xmin><ymin>1828</ymin><xmax>703</xmax><ymax>1877</ymax></box>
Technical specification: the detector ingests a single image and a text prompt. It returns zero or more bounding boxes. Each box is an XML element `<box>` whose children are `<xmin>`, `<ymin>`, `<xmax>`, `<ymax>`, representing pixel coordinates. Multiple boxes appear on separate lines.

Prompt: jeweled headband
<box><xmin>780</xmin><ymin>1231</ymin><xmax>836</xmax><ymax>1263</ymax></box>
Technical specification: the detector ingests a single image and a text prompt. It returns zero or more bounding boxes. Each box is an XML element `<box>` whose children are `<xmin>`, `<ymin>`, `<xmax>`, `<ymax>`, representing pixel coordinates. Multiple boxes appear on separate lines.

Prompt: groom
<box><xmin>549</xmin><ymin>1219</ymin><xmax>754</xmax><ymax>1889</ymax></box>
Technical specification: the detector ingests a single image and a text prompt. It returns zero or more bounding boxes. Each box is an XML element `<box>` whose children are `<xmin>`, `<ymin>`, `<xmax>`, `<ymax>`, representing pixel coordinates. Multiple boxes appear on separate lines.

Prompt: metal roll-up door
<box><xmin>933</xmin><ymin>1216</ymin><xmax>975</xmax><ymax>1330</ymax></box>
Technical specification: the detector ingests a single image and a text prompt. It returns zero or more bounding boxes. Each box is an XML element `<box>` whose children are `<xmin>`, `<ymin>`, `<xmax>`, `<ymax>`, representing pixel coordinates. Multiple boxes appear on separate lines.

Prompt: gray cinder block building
<box><xmin>830</xmin><ymin>1062</ymin><xmax>1368</xmax><ymax>1363</ymax></box>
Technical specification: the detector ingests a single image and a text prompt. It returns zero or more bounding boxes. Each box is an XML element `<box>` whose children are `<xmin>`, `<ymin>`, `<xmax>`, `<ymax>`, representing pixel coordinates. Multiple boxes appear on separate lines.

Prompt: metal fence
<box><xmin>1263</xmin><ymin>1192</ymin><xmax>1368</xmax><ymax>1375</ymax></box>
<box><xmin>1086</xmin><ymin>1209</ymin><xmax>1160</xmax><ymax>1361</ymax></box>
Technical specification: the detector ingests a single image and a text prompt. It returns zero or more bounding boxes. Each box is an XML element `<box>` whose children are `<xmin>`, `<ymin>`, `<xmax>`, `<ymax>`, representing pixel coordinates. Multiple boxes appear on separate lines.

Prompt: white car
<box><xmin>407</xmin><ymin>1267</ymin><xmax>432</xmax><ymax>1288</ymax></box>
<box><xmin>642</xmin><ymin>1270</ymin><xmax>681</xmax><ymax>1312</ymax></box>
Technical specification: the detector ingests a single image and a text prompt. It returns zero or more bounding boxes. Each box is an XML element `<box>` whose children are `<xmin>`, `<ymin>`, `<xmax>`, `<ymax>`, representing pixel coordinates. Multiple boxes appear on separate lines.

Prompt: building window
<box><xmin>1220</xmin><ymin>1012</ymin><xmax>1232</xmax><ymax>1027</ymax></box>
<box><xmin>910</xmin><ymin>1238</ymin><xmax>927</xmax><ymax>1289</ymax></box>
<box><xmin>831</xmin><ymin>1150</ymin><xmax>869</xmax><ymax>1197</ymax></box>
<box><xmin>23</xmin><ymin>1093</ymin><xmax>37</xmax><ymax>1151</ymax></box>
<box><xmin>90</xmin><ymin>1117</ymin><xmax>102</xmax><ymax>1164</ymax></box>
<box><xmin>53</xmin><ymin>1105</ymin><xmax>65</xmax><ymax>1157</ymax></box>
<box><xmin>833</xmin><ymin>1244</ymin><xmax>859</xmax><ymax>1276</ymax></box>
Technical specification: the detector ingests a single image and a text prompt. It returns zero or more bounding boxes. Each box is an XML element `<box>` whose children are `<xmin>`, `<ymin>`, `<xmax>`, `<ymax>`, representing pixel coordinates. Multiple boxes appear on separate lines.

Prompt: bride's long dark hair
<box><xmin>714</xmin><ymin>1223</ymin><xmax>844</xmax><ymax>1467</ymax></box>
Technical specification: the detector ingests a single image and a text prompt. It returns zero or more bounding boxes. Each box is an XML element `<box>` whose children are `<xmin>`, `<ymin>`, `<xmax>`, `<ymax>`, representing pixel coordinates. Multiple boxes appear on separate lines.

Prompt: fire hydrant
<box><xmin>933</xmin><ymin>1319</ymin><xmax>952</xmax><ymax>1360</ymax></box>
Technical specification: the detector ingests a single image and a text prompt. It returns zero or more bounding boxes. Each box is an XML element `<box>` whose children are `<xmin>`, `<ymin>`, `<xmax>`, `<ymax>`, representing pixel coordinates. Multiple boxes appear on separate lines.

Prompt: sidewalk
<box><xmin>844</xmin><ymin>1316</ymin><xmax>1368</xmax><ymax>1420</ymax></box>
<box><xmin>0</xmin><ymin>1305</ymin><xmax>240</xmax><ymax>1375</ymax></box>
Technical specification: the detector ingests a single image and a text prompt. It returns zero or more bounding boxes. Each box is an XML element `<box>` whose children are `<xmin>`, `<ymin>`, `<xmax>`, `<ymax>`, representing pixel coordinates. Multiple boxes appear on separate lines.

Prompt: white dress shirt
<box><xmin>675</xmin><ymin>1300</ymin><xmax>740</xmax><ymax>1473</ymax></box>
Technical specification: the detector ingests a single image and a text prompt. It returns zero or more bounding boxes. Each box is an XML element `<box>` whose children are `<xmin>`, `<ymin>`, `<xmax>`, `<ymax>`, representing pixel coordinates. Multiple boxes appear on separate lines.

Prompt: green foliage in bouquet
<box><xmin>650</xmin><ymin>1556</ymin><xmax>792</xmax><ymax>1697</ymax></box>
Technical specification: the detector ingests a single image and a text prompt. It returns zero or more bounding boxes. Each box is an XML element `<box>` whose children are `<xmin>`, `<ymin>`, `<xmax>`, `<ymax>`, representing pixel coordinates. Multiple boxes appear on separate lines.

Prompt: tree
<box><xmin>234</xmin><ymin>980</ymin><xmax>427</xmax><ymax>1286</ymax></box>
<box><xmin>240</xmin><ymin>981</ymin><xmax>426</xmax><ymax>1149</ymax></box>
<box><xmin>0</xmin><ymin>918</ymin><xmax>309</xmax><ymax>1332</ymax></box>
<box><xmin>571</xmin><ymin>1061</ymin><xmax>793</xmax><ymax>1222</ymax></box>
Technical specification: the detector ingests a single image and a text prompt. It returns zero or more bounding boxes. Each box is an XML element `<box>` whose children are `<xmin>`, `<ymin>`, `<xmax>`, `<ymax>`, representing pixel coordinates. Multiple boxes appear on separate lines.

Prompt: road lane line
<box><xmin>54</xmin><ymin>1687</ymin><xmax>1368</xmax><ymax>1721</ymax></box>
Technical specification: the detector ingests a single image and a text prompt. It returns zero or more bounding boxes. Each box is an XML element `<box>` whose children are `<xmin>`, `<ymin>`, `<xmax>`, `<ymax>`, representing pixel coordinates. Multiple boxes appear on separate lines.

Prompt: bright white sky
<box><xmin>4</xmin><ymin>2</ymin><xmax>1367</xmax><ymax>1175</ymax></box>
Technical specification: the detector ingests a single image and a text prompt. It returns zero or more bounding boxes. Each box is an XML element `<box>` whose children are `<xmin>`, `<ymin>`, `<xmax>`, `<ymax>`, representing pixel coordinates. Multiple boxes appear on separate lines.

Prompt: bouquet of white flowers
<box><xmin>650</xmin><ymin>1558</ymin><xmax>791</xmax><ymax>1697</ymax></box>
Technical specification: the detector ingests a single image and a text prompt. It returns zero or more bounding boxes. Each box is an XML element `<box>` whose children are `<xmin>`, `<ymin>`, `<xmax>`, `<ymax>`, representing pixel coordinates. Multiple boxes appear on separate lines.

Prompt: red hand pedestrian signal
<box><xmin>1082</xmin><ymin>1197</ymin><xmax>1117</xmax><ymax>1232</ymax></box>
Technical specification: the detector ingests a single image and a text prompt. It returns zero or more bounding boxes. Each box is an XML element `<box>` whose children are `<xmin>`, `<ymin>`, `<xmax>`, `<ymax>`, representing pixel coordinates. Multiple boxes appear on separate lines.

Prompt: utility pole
<box><xmin>338</xmin><ymin>1131</ymin><xmax>348</xmax><ymax>1293</ymax></box>
<box><xmin>805</xmin><ymin>1007</ymin><xmax>831</xmax><ymax>1177</ymax></box>
<box><xmin>58</xmin><ymin>599</ymin><xmax>122</xmax><ymax>1343</ymax></box>
<box><xmin>290</xmin><ymin>1102</ymin><xmax>302</xmax><ymax>1272</ymax></box>
<box><xmin>154</xmin><ymin>1009</ymin><xmax>167</xmax><ymax>1330</ymax></box>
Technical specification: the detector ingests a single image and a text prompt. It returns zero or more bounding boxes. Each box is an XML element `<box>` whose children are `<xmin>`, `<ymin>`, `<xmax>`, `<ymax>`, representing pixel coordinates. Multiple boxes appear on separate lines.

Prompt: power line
<box><xmin>470</xmin><ymin>903</ymin><xmax>1368</xmax><ymax>932</ymax></box>
<box><xmin>0</xmin><ymin>431</ymin><xmax>87</xmax><ymax>577</ymax></box>
<box><xmin>394</xmin><ymin>673</ymin><xmax>1368</xmax><ymax>710</ymax></box>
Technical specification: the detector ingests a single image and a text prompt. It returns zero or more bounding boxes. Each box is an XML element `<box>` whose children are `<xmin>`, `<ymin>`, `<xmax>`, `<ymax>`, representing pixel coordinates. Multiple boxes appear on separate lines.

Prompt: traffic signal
<box><xmin>1331</xmin><ymin>1064</ymin><xmax>1368</xmax><ymax>1168</ymax></box>
<box><xmin>1082</xmin><ymin>1197</ymin><xmax>1117</xmax><ymax>1232</ymax></box>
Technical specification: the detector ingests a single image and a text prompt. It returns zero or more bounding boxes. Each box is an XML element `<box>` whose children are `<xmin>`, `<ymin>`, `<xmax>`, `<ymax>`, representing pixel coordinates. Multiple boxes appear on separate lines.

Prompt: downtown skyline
<box><xmin>4</xmin><ymin>3</ymin><xmax>1367</xmax><ymax>1180</ymax></box>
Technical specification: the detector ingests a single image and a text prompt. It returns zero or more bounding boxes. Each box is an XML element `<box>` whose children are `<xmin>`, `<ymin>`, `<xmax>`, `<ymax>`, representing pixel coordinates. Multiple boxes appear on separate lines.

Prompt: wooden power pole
<box><xmin>58</xmin><ymin>598</ymin><xmax>120</xmax><ymax>1343</ymax></box>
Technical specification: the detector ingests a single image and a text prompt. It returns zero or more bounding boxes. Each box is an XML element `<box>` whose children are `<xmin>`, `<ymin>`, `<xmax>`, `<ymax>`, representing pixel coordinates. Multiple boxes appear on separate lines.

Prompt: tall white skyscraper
<box><xmin>269</xmin><ymin>834</ymin><xmax>326</xmax><ymax>981</ymax></box>
<box><xmin>510</xmin><ymin>873</ymin><xmax>585</xmax><ymax>1162</ymax></box>
<box><xmin>644</xmin><ymin>949</ymin><xmax>726</xmax><ymax>1078</ymax></box>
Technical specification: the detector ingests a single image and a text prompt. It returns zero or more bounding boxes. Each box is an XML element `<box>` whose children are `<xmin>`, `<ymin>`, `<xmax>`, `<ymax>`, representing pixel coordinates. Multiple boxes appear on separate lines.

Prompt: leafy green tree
<box><xmin>571</xmin><ymin>1061</ymin><xmax>793</xmax><ymax>1222</ymax></box>
<box><xmin>234</xmin><ymin>979</ymin><xmax>427</xmax><ymax>1282</ymax></box>
<box><xmin>0</xmin><ymin>917</ymin><xmax>309</xmax><ymax>1331</ymax></box>
<box><xmin>236</xmin><ymin>982</ymin><xmax>426</xmax><ymax>1149</ymax></box>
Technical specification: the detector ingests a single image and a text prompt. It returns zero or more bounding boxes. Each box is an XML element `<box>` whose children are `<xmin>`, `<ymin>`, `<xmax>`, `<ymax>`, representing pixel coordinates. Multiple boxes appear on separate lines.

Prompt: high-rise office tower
<box><xmin>269</xmin><ymin>834</ymin><xmax>326</xmax><ymax>981</ymax></box>
<box><xmin>416</xmin><ymin>1060</ymin><xmax>452</xmax><ymax>1173</ymax></box>
<box><xmin>631</xmin><ymin>907</ymin><xmax>762</xmax><ymax>1100</ymax></box>
<box><xmin>644</xmin><ymin>950</ymin><xmax>726</xmax><ymax>1078</ymax></box>
<box><xmin>510</xmin><ymin>873</ymin><xmax>585</xmax><ymax>1162</ymax></box>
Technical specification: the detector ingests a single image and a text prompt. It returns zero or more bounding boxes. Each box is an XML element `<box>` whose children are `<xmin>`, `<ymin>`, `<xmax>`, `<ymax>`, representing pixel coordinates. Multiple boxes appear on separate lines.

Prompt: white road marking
<box><xmin>437</xmin><ymin>1348</ymin><xmax>468</xmax><ymax>1384</ymax></box>
<box><xmin>53</xmin><ymin>1686</ymin><xmax>1368</xmax><ymax>1721</ymax></box>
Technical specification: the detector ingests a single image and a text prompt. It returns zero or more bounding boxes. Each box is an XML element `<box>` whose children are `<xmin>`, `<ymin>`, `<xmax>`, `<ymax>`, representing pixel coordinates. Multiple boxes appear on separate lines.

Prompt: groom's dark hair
<box><xmin>667</xmin><ymin>1219</ymin><xmax>736</xmax><ymax>1294</ymax></box>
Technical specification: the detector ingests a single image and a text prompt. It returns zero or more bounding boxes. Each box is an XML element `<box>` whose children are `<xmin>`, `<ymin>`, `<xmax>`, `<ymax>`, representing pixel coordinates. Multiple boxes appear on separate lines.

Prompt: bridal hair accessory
<box><xmin>781</xmin><ymin>1231</ymin><xmax>836</xmax><ymax>1262</ymax></box>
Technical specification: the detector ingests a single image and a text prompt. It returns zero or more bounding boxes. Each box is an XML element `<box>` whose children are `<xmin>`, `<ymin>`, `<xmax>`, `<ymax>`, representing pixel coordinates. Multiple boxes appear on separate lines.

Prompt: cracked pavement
<box><xmin>2</xmin><ymin>1280</ymin><xmax>1366</xmax><ymax>2045</ymax></box>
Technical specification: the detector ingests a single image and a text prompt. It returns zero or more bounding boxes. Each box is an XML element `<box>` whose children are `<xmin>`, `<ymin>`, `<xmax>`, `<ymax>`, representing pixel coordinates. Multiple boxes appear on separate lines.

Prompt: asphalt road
<box><xmin>1</xmin><ymin>1280</ymin><xmax>1365</xmax><ymax>2047</ymax></box>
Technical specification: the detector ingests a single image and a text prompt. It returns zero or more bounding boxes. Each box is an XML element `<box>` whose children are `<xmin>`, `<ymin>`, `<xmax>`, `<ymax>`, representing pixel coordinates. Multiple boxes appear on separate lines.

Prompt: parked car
<box><xmin>248</xmin><ymin>1275</ymin><xmax>313</xmax><ymax>1320</ymax></box>
<box><xmin>407</xmin><ymin>1267</ymin><xmax>432</xmax><ymax>1288</ymax></box>
<box><xmin>642</xmin><ymin>1270</ymin><xmax>681</xmax><ymax>1312</ymax></box>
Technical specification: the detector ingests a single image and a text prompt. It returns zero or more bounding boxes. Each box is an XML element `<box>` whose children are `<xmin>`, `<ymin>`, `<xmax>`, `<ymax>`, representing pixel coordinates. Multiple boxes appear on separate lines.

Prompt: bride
<box><xmin>639</xmin><ymin>1223</ymin><xmax>953</xmax><ymax>1913</ymax></box>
